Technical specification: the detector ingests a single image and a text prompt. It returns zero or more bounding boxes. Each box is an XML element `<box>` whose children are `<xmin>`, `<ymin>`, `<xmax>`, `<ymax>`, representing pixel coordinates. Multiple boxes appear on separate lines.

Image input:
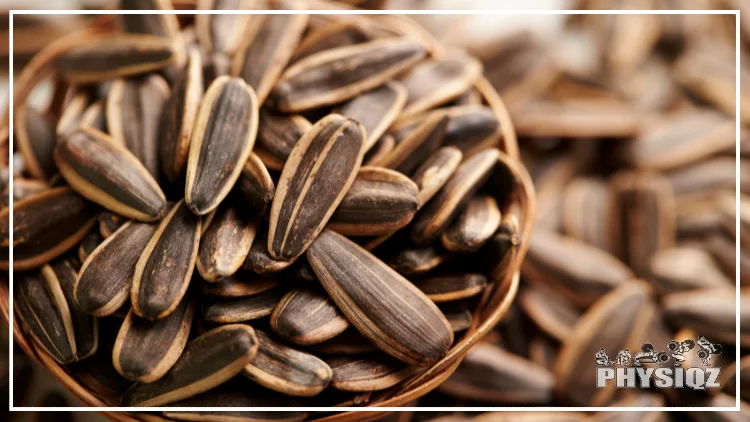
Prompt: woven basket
<box><xmin>2</xmin><ymin>2</ymin><xmax>536</xmax><ymax>420</ymax></box>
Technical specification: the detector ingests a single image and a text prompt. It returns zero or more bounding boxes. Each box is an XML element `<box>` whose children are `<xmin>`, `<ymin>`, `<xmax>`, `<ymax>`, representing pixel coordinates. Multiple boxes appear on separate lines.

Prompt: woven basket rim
<box><xmin>3</xmin><ymin>5</ymin><xmax>536</xmax><ymax>419</ymax></box>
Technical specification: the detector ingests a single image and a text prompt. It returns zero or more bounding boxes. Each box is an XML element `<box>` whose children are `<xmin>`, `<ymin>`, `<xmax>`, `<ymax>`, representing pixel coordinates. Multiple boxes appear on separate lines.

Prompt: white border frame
<box><xmin>7</xmin><ymin>7</ymin><xmax>742</xmax><ymax>413</ymax></box>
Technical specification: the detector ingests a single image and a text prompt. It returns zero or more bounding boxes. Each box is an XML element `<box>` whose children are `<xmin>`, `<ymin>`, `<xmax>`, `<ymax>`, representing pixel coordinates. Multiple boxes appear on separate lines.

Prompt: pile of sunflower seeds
<box><xmin>4</xmin><ymin>1</ymin><xmax>524</xmax><ymax>413</ymax></box>
<box><xmin>412</xmin><ymin>1</ymin><xmax>750</xmax><ymax>418</ymax></box>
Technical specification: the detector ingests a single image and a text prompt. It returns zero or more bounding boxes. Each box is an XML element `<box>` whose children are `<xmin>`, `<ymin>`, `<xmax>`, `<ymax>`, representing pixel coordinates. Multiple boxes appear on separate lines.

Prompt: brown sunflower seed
<box><xmin>663</xmin><ymin>288</ymin><xmax>747</xmax><ymax>347</ymax></box>
<box><xmin>649</xmin><ymin>247</ymin><xmax>732</xmax><ymax>293</ymax></box>
<box><xmin>56</xmin><ymin>91</ymin><xmax>90</xmax><ymax>137</ymax></box>
<box><xmin>410</xmin><ymin>146</ymin><xmax>463</xmax><ymax>207</ymax></box>
<box><xmin>440</xmin><ymin>304</ymin><xmax>472</xmax><ymax>333</ymax></box>
<box><xmin>3</xmin><ymin>187</ymin><xmax>97</xmax><ymax>271</ymax></box>
<box><xmin>328</xmin><ymin>167</ymin><xmax>419</xmax><ymax>237</ymax></box>
<box><xmin>203</xmin><ymin>287</ymin><xmax>285</xmax><ymax>323</ymax></box>
<box><xmin>441</xmin><ymin>195</ymin><xmax>501</xmax><ymax>253</ymax></box>
<box><xmin>482</xmin><ymin>213</ymin><xmax>521</xmax><ymax>280</ymax></box>
<box><xmin>269</xmin><ymin>114</ymin><xmax>365</xmax><ymax>261</ymax></box>
<box><xmin>78</xmin><ymin>229</ymin><xmax>104</xmax><ymax>263</ymax></box>
<box><xmin>242</xmin><ymin>330</ymin><xmax>332</xmax><ymax>397</ymax></box>
<box><xmin>162</xmin><ymin>382</ymin><xmax>309</xmax><ymax>421</ymax></box>
<box><xmin>16</xmin><ymin>107</ymin><xmax>57</xmax><ymax>180</ymax></box>
<box><xmin>667</xmin><ymin>157</ymin><xmax>749</xmax><ymax>199</ymax></box>
<box><xmin>609</xmin><ymin>171</ymin><xmax>676</xmax><ymax>277</ymax></box>
<box><xmin>119</xmin><ymin>1</ymin><xmax>180</xmax><ymax>38</ymax></box>
<box><xmin>561</xmin><ymin>177</ymin><xmax>610</xmax><ymax>251</ymax></box>
<box><xmin>57</xmin><ymin>34</ymin><xmax>175</xmax><ymax>83</ymax></box>
<box><xmin>413</xmin><ymin>274</ymin><xmax>487</xmax><ymax>303</ymax></box>
<box><xmin>243</xmin><ymin>225</ymin><xmax>298</xmax><ymax>275</ymax></box>
<box><xmin>200</xmin><ymin>271</ymin><xmax>278</xmax><ymax>298</ymax></box>
<box><xmin>159</xmin><ymin>48</ymin><xmax>204</xmax><ymax>184</ymax></box>
<box><xmin>54</xmin><ymin>128</ymin><xmax>167</xmax><ymax>222</ymax></box>
<box><xmin>185</xmin><ymin>76</ymin><xmax>258</xmax><ymax>215</ymax></box>
<box><xmin>270</xmin><ymin>38</ymin><xmax>426</xmax><ymax>112</ymax></box>
<box><xmin>307</xmin><ymin>229</ymin><xmax>453</xmax><ymax>366</ymax></box>
<box><xmin>123</xmin><ymin>324</ymin><xmax>259</xmax><ymax>407</ymax></box>
<box><xmin>328</xmin><ymin>355</ymin><xmax>413</xmax><ymax>392</ymax></box>
<box><xmin>519</xmin><ymin>285</ymin><xmax>581</xmax><ymax>342</ymax></box>
<box><xmin>523</xmin><ymin>229</ymin><xmax>633</xmax><ymax>307</ymax></box>
<box><xmin>235</xmin><ymin>152</ymin><xmax>275</xmax><ymax>215</ymax></box>
<box><xmin>76</xmin><ymin>220</ymin><xmax>157</xmax><ymax>316</ymax></box>
<box><xmin>197</xmin><ymin>203</ymin><xmax>257</xmax><ymax>282</ymax></box>
<box><xmin>79</xmin><ymin>99</ymin><xmax>107</xmax><ymax>132</ymax></box>
<box><xmin>255</xmin><ymin>109</ymin><xmax>312</xmax><ymax>171</ymax></box>
<box><xmin>195</xmin><ymin>0</ymin><xmax>254</xmax><ymax>55</ymax></box>
<box><xmin>372</xmin><ymin>111</ymin><xmax>449</xmax><ymax>176</ymax></box>
<box><xmin>441</xmin><ymin>105</ymin><xmax>500</xmax><ymax>155</ymax></box>
<box><xmin>388</xmin><ymin>245</ymin><xmax>446</xmax><ymax>276</ymax></box>
<box><xmin>232</xmin><ymin>14</ymin><xmax>308</xmax><ymax>104</ymax></box>
<box><xmin>441</xmin><ymin>343</ymin><xmax>554</xmax><ymax>405</ymax></box>
<box><xmin>51</xmin><ymin>259</ymin><xmax>98</xmax><ymax>361</ymax></box>
<box><xmin>106</xmin><ymin>75</ymin><xmax>170</xmax><ymax>179</ymax></box>
<box><xmin>132</xmin><ymin>200</ymin><xmax>201</xmax><ymax>320</ymax></box>
<box><xmin>291</xmin><ymin>20</ymin><xmax>378</xmax><ymax>63</ymax></box>
<box><xmin>15</xmin><ymin>266</ymin><xmax>78</xmax><ymax>364</ymax></box>
<box><xmin>411</xmin><ymin>148</ymin><xmax>499</xmax><ymax>245</ymax></box>
<box><xmin>512</xmin><ymin>99</ymin><xmax>640</xmax><ymax>138</ymax></box>
<box><xmin>336</xmin><ymin>81</ymin><xmax>407</xmax><ymax>152</ymax></box>
<box><xmin>556</xmin><ymin>280</ymin><xmax>651</xmax><ymax>406</ymax></box>
<box><xmin>363</xmin><ymin>134</ymin><xmax>396</xmax><ymax>167</ymax></box>
<box><xmin>270</xmin><ymin>287</ymin><xmax>350</xmax><ymax>346</ymax></box>
<box><xmin>113</xmin><ymin>298</ymin><xmax>194</xmax><ymax>383</ymax></box>
<box><xmin>310</xmin><ymin>329</ymin><xmax>379</xmax><ymax>356</ymax></box>
<box><xmin>99</xmin><ymin>211</ymin><xmax>125</xmax><ymax>239</ymax></box>
<box><xmin>398</xmin><ymin>52</ymin><xmax>483</xmax><ymax>119</ymax></box>
<box><xmin>625</xmin><ymin>109</ymin><xmax>736</xmax><ymax>170</ymax></box>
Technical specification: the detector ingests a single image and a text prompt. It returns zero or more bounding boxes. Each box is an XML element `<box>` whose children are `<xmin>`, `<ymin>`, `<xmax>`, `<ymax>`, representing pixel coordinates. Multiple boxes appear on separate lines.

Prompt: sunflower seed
<box><xmin>51</xmin><ymin>259</ymin><xmax>98</xmax><ymax>361</ymax></box>
<box><xmin>291</xmin><ymin>20</ymin><xmax>377</xmax><ymax>63</ymax></box>
<box><xmin>200</xmin><ymin>271</ymin><xmax>278</xmax><ymax>298</ymax></box>
<box><xmin>512</xmin><ymin>99</ymin><xmax>640</xmax><ymax>138</ymax></box>
<box><xmin>388</xmin><ymin>245</ymin><xmax>446</xmax><ymax>276</ymax></box>
<box><xmin>441</xmin><ymin>195</ymin><xmax>501</xmax><ymax>253</ymax></box>
<box><xmin>203</xmin><ymin>287</ymin><xmax>285</xmax><ymax>323</ymax></box>
<box><xmin>56</xmin><ymin>91</ymin><xmax>90</xmax><ymax>137</ymax></box>
<box><xmin>649</xmin><ymin>247</ymin><xmax>732</xmax><ymax>293</ymax></box>
<box><xmin>410</xmin><ymin>146</ymin><xmax>463</xmax><ymax>207</ymax></box>
<box><xmin>159</xmin><ymin>48</ymin><xmax>204</xmax><ymax>185</ymax></box>
<box><xmin>270</xmin><ymin>287</ymin><xmax>350</xmax><ymax>346</ymax></box>
<box><xmin>255</xmin><ymin>110</ymin><xmax>311</xmax><ymax>171</ymax></box>
<box><xmin>371</xmin><ymin>111</ymin><xmax>448</xmax><ymax>176</ymax></box>
<box><xmin>235</xmin><ymin>152</ymin><xmax>275</xmax><ymax>215</ymax></box>
<box><xmin>54</xmin><ymin>128</ymin><xmax>167</xmax><ymax>222</ymax></box>
<box><xmin>113</xmin><ymin>298</ymin><xmax>194</xmax><ymax>382</ymax></box>
<box><xmin>106</xmin><ymin>75</ymin><xmax>169</xmax><ymax>179</ymax></box>
<box><xmin>243</xmin><ymin>224</ymin><xmax>298</xmax><ymax>275</ymax></box>
<box><xmin>310</xmin><ymin>329</ymin><xmax>379</xmax><ymax>356</ymax></box>
<box><xmin>328</xmin><ymin>167</ymin><xmax>419</xmax><ymax>237</ymax></box>
<box><xmin>76</xmin><ymin>220</ymin><xmax>157</xmax><ymax>316</ymax></box>
<box><xmin>363</xmin><ymin>134</ymin><xmax>396</xmax><ymax>167</ymax></box>
<box><xmin>411</xmin><ymin>148</ymin><xmax>499</xmax><ymax>245</ymax></box>
<box><xmin>233</xmin><ymin>14</ymin><xmax>309</xmax><ymax>104</ymax></box>
<box><xmin>328</xmin><ymin>355</ymin><xmax>413</xmax><ymax>392</ymax></box>
<box><xmin>98</xmin><ymin>211</ymin><xmax>125</xmax><ymax>239</ymax></box>
<box><xmin>307</xmin><ymin>229</ymin><xmax>453</xmax><ymax>366</ymax></box>
<box><xmin>242</xmin><ymin>330</ymin><xmax>332</xmax><ymax>397</ymax></box>
<box><xmin>57</xmin><ymin>34</ymin><xmax>175</xmax><ymax>83</ymax></box>
<box><xmin>269</xmin><ymin>114</ymin><xmax>365</xmax><ymax>261</ymax></box>
<box><xmin>3</xmin><ymin>187</ymin><xmax>97</xmax><ymax>271</ymax></box>
<box><xmin>16</xmin><ymin>107</ymin><xmax>57</xmax><ymax>180</ymax></box>
<box><xmin>123</xmin><ymin>324</ymin><xmax>259</xmax><ymax>407</ymax></box>
<box><xmin>270</xmin><ymin>38</ymin><xmax>426</xmax><ymax>112</ymax></box>
<box><xmin>336</xmin><ymin>81</ymin><xmax>407</xmax><ymax>152</ymax></box>
<box><xmin>195</xmin><ymin>0</ymin><xmax>255</xmax><ymax>55</ymax></box>
<box><xmin>15</xmin><ymin>266</ymin><xmax>78</xmax><ymax>364</ymax></box>
<box><xmin>413</xmin><ymin>274</ymin><xmax>487</xmax><ymax>303</ymax></box>
<box><xmin>398</xmin><ymin>52</ymin><xmax>483</xmax><ymax>119</ymax></box>
<box><xmin>132</xmin><ymin>200</ymin><xmax>201</xmax><ymax>320</ymax></box>
<box><xmin>78</xmin><ymin>229</ymin><xmax>104</xmax><ymax>263</ymax></box>
<box><xmin>79</xmin><ymin>99</ymin><xmax>107</xmax><ymax>132</ymax></box>
<box><xmin>561</xmin><ymin>177</ymin><xmax>610</xmax><ymax>251</ymax></box>
<box><xmin>197</xmin><ymin>202</ymin><xmax>257</xmax><ymax>282</ymax></box>
<box><xmin>663</xmin><ymin>288</ymin><xmax>747</xmax><ymax>347</ymax></box>
<box><xmin>440</xmin><ymin>304</ymin><xmax>472</xmax><ymax>333</ymax></box>
<box><xmin>519</xmin><ymin>285</ymin><xmax>581</xmax><ymax>342</ymax></box>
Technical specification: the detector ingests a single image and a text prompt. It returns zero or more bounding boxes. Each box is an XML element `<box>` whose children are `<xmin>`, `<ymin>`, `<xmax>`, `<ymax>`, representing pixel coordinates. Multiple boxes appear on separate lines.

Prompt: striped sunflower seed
<box><xmin>235</xmin><ymin>152</ymin><xmax>276</xmax><ymax>215</ymax></box>
<box><xmin>113</xmin><ymin>298</ymin><xmax>194</xmax><ymax>382</ymax></box>
<box><xmin>185</xmin><ymin>76</ymin><xmax>258</xmax><ymax>215</ymax></box>
<box><xmin>328</xmin><ymin>167</ymin><xmax>419</xmax><ymax>237</ymax></box>
<box><xmin>372</xmin><ymin>110</ymin><xmax>449</xmax><ymax>175</ymax></box>
<box><xmin>327</xmin><ymin>355</ymin><xmax>413</xmax><ymax>392</ymax></box>
<box><xmin>441</xmin><ymin>195</ymin><xmax>501</xmax><ymax>253</ymax></box>
<box><xmin>196</xmin><ymin>202</ymin><xmax>257</xmax><ymax>282</ymax></box>
<box><xmin>270</xmin><ymin>287</ymin><xmax>350</xmax><ymax>346</ymax></box>
<box><xmin>413</xmin><ymin>274</ymin><xmax>487</xmax><ymax>303</ymax></box>
<box><xmin>78</xmin><ymin>229</ymin><xmax>104</xmax><ymax>263</ymax></box>
<box><xmin>51</xmin><ymin>259</ymin><xmax>98</xmax><ymax>361</ymax></box>
<box><xmin>243</xmin><ymin>224</ymin><xmax>298</xmax><ymax>275</ymax></box>
<box><xmin>410</xmin><ymin>146</ymin><xmax>463</xmax><ymax>207</ymax></box>
<box><xmin>76</xmin><ymin>220</ymin><xmax>158</xmax><ymax>316</ymax></box>
<box><xmin>363</xmin><ymin>134</ymin><xmax>396</xmax><ymax>167</ymax></box>
<box><xmin>269</xmin><ymin>114</ymin><xmax>365</xmax><ymax>261</ymax></box>
<box><xmin>255</xmin><ymin>109</ymin><xmax>312</xmax><ymax>171</ymax></box>
<box><xmin>123</xmin><ymin>324</ymin><xmax>259</xmax><ymax>407</ymax></box>
<box><xmin>54</xmin><ymin>128</ymin><xmax>167</xmax><ymax>222</ymax></box>
<box><xmin>242</xmin><ymin>330</ymin><xmax>332</xmax><ymax>397</ymax></box>
<box><xmin>200</xmin><ymin>271</ymin><xmax>278</xmax><ymax>298</ymax></box>
<box><xmin>336</xmin><ymin>81</ymin><xmax>407</xmax><ymax>152</ymax></box>
<box><xmin>270</xmin><ymin>38</ymin><xmax>426</xmax><ymax>112</ymax></box>
<box><xmin>57</xmin><ymin>34</ymin><xmax>175</xmax><ymax>83</ymax></box>
<box><xmin>132</xmin><ymin>200</ymin><xmax>201</xmax><ymax>320</ymax></box>
<box><xmin>388</xmin><ymin>245</ymin><xmax>446</xmax><ymax>276</ymax></box>
<box><xmin>306</xmin><ymin>229</ymin><xmax>453</xmax><ymax>366</ymax></box>
<box><xmin>15</xmin><ymin>107</ymin><xmax>57</xmax><ymax>180</ymax></box>
<box><xmin>291</xmin><ymin>20</ymin><xmax>377</xmax><ymax>63</ymax></box>
<box><xmin>3</xmin><ymin>187</ymin><xmax>97</xmax><ymax>271</ymax></box>
<box><xmin>203</xmin><ymin>287</ymin><xmax>285</xmax><ymax>323</ymax></box>
<box><xmin>195</xmin><ymin>0</ymin><xmax>254</xmax><ymax>56</ymax></box>
<box><xmin>519</xmin><ymin>285</ymin><xmax>581</xmax><ymax>342</ymax></box>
